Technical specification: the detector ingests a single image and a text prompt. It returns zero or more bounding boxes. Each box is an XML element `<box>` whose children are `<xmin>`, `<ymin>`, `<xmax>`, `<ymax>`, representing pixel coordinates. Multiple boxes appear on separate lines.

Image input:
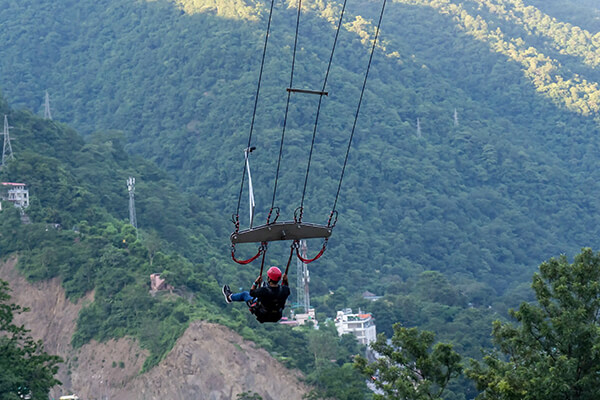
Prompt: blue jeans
<box><xmin>231</xmin><ymin>291</ymin><xmax>255</xmax><ymax>303</ymax></box>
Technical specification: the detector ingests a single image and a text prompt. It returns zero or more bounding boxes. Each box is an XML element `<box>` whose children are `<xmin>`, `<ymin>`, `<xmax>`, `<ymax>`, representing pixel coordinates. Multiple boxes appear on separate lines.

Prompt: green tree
<box><xmin>236</xmin><ymin>391</ymin><xmax>262</xmax><ymax>400</ymax></box>
<box><xmin>467</xmin><ymin>248</ymin><xmax>600</xmax><ymax>400</ymax></box>
<box><xmin>355</xmin><ymin>324</ymin><xmax>462</xmax><ymax>400</ymax></box>
<box><xmin>305</xmin><ymin>361</ymin><xmax>371</xmax><ymax>400</ymax></box>
<box><xmin>0</xmin><ymin>279</ymin><xmax>62</xmax><ymax>399</ymax></box>
<box><xmin>307</xmin><ymin>329</ymin><xmax>339</xmax><ymax>365</ymax></box>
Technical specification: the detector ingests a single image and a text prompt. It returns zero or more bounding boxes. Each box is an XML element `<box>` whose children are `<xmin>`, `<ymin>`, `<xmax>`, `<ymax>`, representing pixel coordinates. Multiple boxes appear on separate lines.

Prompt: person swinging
<box><xmin>222</xmin><ymin>266</ymin><xmax>290</xmax><ymax>323</ymax></box>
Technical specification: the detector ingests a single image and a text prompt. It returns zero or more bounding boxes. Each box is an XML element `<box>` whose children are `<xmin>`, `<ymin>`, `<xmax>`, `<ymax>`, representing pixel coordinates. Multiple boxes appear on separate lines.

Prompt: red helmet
<box><xmin>267</xmin><ymin>266</ymin><xmax>282</xmax><ymax>282</ymax></box>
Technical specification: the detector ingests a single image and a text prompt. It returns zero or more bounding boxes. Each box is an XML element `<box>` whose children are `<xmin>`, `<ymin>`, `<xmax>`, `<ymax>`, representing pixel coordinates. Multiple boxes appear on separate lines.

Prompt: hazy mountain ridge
<box><xmin>3</xmin><ymin>2</ymin><xmax>600</xmax><ymax>397</ymax></box>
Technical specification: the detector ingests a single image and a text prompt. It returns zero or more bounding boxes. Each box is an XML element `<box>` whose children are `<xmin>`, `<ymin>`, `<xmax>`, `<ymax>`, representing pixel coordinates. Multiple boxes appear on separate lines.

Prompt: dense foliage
<box><xmin>1</xmin><ymin>0</ymin><xmax>600</xmax><ymax>398</ymax></box>
<box><xmin>467</xmin><ymin>248</ymin><xmax>600</xmax><ymax>400</ymax></box>
<box><xmin>0</xmin><ymin>100</ymin><xmax>369</xmax><ymax>395</ymax></box>
<box><xmin>2</xmin><ymin>0</ymin><xmax>600</xmax><ymax>304</ymax></box>
<box><xmin>0</xmin><ymin>99</ymin><xmax>230</xmax><ymax>370</ymax></box>
<box><xmin>0</xmin><ymin>279</ymin><xmax>62</xmax><ymax>400</ymax></box>
<box><xmin>355</xmin><ymin>325</ymin><xmax>462</xmax><ymax>400</ymax></box>
<box><xmin>356</xmin><ymin>248</ymin><xmax>600</xmax><ymax>400</ymax></box>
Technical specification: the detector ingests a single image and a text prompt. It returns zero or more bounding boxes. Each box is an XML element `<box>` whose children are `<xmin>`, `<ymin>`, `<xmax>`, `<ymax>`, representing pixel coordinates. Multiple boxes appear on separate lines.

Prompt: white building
<box><xmin>294</xmin><ymin>308</ymin><xmax>318</xmax><ymax>327</ymax></box>
<box><xmin>1</xmin><ymin>182</ymin><xmax>29</xmax><ymax>209</ymax></box>
<box><xmin>335</xmin><ymin>308</ymin><xmax>377</xmax><ymax>345</ymax></box>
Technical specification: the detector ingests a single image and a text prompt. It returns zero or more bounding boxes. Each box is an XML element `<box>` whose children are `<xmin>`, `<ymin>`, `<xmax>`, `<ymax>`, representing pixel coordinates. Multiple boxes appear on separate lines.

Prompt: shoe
<box><xmin>222</xmin><ymin>285</ymin><xmax>232</xmax><ymax>303</ymax></box>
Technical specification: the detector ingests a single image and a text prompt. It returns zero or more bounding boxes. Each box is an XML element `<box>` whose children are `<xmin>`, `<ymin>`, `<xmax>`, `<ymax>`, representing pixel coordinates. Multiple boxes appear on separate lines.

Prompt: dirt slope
<box><xmin>1</xmin><ymin>257</ymin><xmax>310</xmax><ymax>399</ymax></box>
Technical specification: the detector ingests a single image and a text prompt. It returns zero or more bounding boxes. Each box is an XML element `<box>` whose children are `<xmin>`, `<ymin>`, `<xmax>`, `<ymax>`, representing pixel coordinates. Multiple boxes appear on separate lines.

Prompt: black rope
<box><xmin>258</xmin><ymin>242</ymin><xmax>268</xmax><ymax>277</ymax></box>
<box><xmin>236</xmin><ymin>0</ymin><xmax>276</xmax><ymax>217</ymax></box>
<box><xmin>331</xmin><ymin>0</ymin><xmax>386</xmax><ymax>214</ymax></box>
<box><xmin>284</xmin><ymin>241</ymin><xmax>299</xmax><ymax>276</ymax></box>
<box><xmin>270</xmin><ymin>0</ymin><xmax>303</xmax><ymax>210</ymax></box>
<box><xmin>299</xmin><ymin>0</ymin><xmax>349</xmax><ymax>216</ymax></box>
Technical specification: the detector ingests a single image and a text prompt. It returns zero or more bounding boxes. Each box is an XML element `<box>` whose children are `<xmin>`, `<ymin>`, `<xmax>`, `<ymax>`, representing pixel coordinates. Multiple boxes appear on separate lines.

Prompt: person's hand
<box><xmin>255</xmin><ymin>276</ymin><xmax>262</xmax><ymax>285</ymax></box>
<box><xmin>282</xmin><ymin>273</ymin><xmax>288</xmax><ymax>286</ymax></box>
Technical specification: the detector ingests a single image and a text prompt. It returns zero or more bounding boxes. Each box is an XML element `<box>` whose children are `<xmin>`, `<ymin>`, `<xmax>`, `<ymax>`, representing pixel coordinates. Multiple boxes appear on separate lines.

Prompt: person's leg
<box><xmin>222</xmin><ymin>285</ymin><xmax>233</xmax><ymax>303</ymax></box>
<box><xmin>230</xmin><ymin>291</ymin><xmax>254</xmax><ymax>303</ymax></box>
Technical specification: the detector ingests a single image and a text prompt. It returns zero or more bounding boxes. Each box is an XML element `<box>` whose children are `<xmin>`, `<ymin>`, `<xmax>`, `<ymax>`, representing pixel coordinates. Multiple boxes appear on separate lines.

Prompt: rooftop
<box><xmin>1</xmin><ymin>182</ymin><xmax>26</xmax><ymax>186</ymax></box>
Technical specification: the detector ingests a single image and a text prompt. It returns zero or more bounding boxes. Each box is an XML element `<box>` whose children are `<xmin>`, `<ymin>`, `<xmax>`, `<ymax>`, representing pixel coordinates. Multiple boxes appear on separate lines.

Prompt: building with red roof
<box><xmin>334</xmin><ymin>308</ymin><xmax>377</xmax><ymax>345</ymax></box>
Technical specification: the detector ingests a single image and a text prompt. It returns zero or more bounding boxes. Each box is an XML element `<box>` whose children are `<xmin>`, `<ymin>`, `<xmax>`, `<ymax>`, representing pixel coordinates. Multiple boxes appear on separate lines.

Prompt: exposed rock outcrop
<box><xmin>1</xmin><ymin>257</ymin><xmax>310</xmax><ymax>399</ymax></box>
<box><xmin>113</xmin><ymin>321</ymin><xmax>309</xmax><ymax>400</ymax></box>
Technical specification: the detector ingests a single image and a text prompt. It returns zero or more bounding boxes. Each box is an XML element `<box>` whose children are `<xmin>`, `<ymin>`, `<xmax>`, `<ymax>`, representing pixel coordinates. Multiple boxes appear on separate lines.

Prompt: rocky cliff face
<box><xmin>1</xmin><ymin>258</ymin><xmax>310</xmax><ymax>400</ymax></box>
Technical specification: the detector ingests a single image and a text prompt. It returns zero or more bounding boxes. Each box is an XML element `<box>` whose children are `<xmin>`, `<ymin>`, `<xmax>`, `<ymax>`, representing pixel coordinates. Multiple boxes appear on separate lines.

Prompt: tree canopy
<box><xmin>467</xmin><ymin>248</ymin><xmax>600</xmax><ymax>400</ymax></box>
<box><xmin>1</xmin><ymin>0</ymin><xmax>600</xmax><ymax>398</ymax></box>
<box><xmin>355</xmin><ymin>325</ymin><xmax>462</xmax><ymax>400</ymax></box>
<box><xmin>0</xmin><ymin>100</ymin><xmax>371</xmax><ymax>396</ymax></box>
<box><xmin>2</xmin><ymin>0</ymin><xmax>600</xmax><ymax>311</ymax></box>
<box><xmin>0</xmin><ymin>279</ymin><xmax>62</xmax><ymax>400</ymax></box>
<box><xmin>355</xmin><ymin>248</ymin><xmax>600</xmax><ymax>399</ymax></box>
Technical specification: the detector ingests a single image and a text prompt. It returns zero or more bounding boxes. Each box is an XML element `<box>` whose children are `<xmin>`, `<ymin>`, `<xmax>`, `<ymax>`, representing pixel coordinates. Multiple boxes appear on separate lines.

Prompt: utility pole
<box><xmin>296</xmin><ymin>240</ymin><xmax>310</xmax><ymax>313</ymax></box>
<box><xmin>2</xmin><ymin>115</ymin><xmax>14</xmax><ymax>167</ymax></box>
<box><xmin>44</xmin><ymin>91</ymin><xmax>52</xmax><ymax>120</ymax></box>
<box><xmin>127</xmin><ymin>177</ymin><xmax>138</xmax><ymax>236</ymax></box>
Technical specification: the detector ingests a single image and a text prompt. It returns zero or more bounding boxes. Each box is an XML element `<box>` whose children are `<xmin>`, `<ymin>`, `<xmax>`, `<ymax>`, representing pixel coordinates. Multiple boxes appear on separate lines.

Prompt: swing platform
<box><xmin>231</xmin><ymin>221</ymin><xmax>332</xmax><ymax>244</ymax></box>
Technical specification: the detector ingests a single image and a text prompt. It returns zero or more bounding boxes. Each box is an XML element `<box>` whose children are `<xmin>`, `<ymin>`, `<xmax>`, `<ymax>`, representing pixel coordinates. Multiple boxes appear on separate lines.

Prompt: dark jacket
<box><xmin>249</xmin><ymin>284</ymin><xmax>290</xmax><ymax>323</ymax></box>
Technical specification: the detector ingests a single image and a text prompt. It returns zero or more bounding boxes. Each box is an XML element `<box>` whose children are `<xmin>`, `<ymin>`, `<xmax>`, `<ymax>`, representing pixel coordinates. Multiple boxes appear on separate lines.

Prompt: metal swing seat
<box><xmin>230</xmin><ymin>221</ymin><xmax>332</xmax><ymax>244</ymax></box>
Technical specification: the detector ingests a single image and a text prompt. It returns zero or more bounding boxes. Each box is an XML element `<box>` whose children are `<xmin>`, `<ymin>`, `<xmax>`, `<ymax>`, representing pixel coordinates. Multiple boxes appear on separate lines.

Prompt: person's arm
<box><xmin>251</xmin><ymin>275</ymin><xmax>262</xmax><ymax>289</ymax></box>
<box><xmin>282</xmin><ymin>273</ymin><xmax>289</xmax><ymax>286</ymax></box>
<box><xmin>250</xmin><ymin>276</ymin><xmax>262</xmax><ymax>296</ymax></box>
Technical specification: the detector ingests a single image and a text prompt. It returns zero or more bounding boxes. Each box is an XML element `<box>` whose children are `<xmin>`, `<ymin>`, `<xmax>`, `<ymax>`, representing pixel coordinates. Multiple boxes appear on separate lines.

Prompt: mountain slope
<box><xmin>3</xmin><ymin>0</ymin><xmax>600</xmax><ymax>391</ymax></box>
<box><xmin>0</xmin><ymin>98</ymin><xmax>228</xmax><ymax>369</ymax></box>
<box><xmin>0</xmin><ymin>94</ymin><xmax>371</xmax><ymax>398</ymax></box>
<box><xmin>3</xmin><ymin>0</ymin><xmax>599</xmax><ymax>293</ymax></box>
<box><xmin>1</xmin><ymin>258</ymin><xmax>310</xmax><ymax>400</ymax></box>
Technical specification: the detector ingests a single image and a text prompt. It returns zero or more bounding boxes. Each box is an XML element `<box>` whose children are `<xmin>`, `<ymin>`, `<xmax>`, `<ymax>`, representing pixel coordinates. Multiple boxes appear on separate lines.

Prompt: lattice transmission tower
<box><xmin>296</xmin><ymin>240</ymin><xmax>311</xmax><ymax>313</ymax></box>
<box><xmin>2</xmin><ymin>115</ymin><xmax>14</xmax><ymax>168</ymax></box>
<box><xmin>44</xmin><ymin>91</ymin><xmax>52</xmax><ymax>120</ymax></box>
<box><xmin>127</xmin><ymin>177</ymin><xmax>138</xmax><ymax>236</ymax></box>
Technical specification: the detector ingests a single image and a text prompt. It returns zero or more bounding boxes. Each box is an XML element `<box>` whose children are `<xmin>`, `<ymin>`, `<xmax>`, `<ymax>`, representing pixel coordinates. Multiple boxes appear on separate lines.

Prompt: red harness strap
<box><xmin>231</xmin><ymin>242</ymin><xmax>267</xmax><ymax>265</ymax></box>
<box><xmin>295</xmin><ymin>238</ymin><xmax>328</xmax><ymax>264</ymax></box>
<box><xmin>231</xmin><ymin>248</ymin><xmax>261</xmax><ymax>265</ymax></box>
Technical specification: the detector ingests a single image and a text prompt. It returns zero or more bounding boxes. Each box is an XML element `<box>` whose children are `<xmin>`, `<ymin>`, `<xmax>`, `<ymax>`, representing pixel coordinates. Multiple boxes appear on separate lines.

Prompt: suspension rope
<box><xmin>331</xmin><ymin>0</ymin><xmax>386</xmax><ymax>214</ymax></box>
<box><xmin>231</xmin><ymin>1</ymin><xmax>386</xmax><ymax>271</ymax></box>
<box><xmin>258</xmin><ymin>242</ymin><xmax>268</xmax><ymax>277</ymax></box>
<box><xmin>299</xmin><ymin>0</ymin><xmax>349</xmax><ymax>220</ymax></box>
<box><xmin>236</xmin><ymin>0</ymin><xmax>277</xmax><ymax>218</ymax></box>
<box><xmin>284</xmin><ymin>241</ymin><xmax>298</xmax><ymax>276</ymax></box>
<box><xmin>270</xmin><ymin>0</ymin><xmax>303</xmax><ymax>211</ymax></box>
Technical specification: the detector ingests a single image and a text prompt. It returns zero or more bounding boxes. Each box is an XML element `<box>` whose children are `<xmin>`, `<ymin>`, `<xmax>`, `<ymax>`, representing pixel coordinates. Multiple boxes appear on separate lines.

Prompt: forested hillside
<box><xmin>1</xmin><ymin>0</ymin><xmax>600</xmax><ymax>398</ymax></box>
<box><xmin>0</xmin><ymin>95</ymin><xmax>374</xmax><ymax>398</ymax></box>
<box><xmin>0</xmin><ymin>95</ymin><xmax>222</xmax><ymax>367</ymax></box>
